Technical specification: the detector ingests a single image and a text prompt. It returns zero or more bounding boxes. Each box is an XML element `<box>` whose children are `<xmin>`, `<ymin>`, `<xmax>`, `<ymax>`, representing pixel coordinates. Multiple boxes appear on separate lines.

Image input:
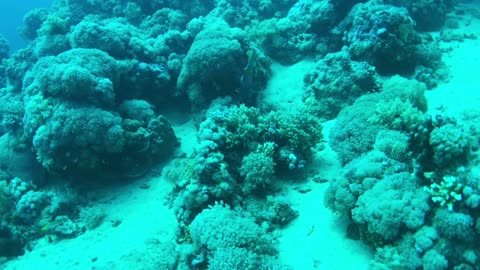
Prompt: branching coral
<box><xmin>352</xmin><ymin>172</ymin><xmax>430</xmax><ymax>242</ymax></box>
<box><xmin>425</xmin><ymin>175</ymin><xmax>463</xmax><ymax>211</ymax></box>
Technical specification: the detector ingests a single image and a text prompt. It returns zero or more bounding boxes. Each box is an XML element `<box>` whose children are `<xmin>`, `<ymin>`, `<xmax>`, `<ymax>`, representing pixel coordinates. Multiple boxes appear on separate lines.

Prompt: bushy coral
<box><xmin>196</xmin><ymin>101</ymin><xmax>322</xmax><ymax>174</ymax></box>
<box><xmin>260</xmin><ymin>110</ymin><xmax>323</xmax><ymax>168</ymax></box>
<box><xmin>329</xmin><ymin>94</ymin><xmax>385</xmax><ymax>164</ymax></box>
<box><xmin>0</xmin><ymin>34</ymin><xmax>9</xmax><ymax>60</ymax></box>
<box><xmin>32</xmin><ymin>104</ymin><xmax>124</xmax><ymax>172</ymax></box>
<box><xmin>325</xmin><ymin>150</ymin><xmax>410</xmax><ymax>216</ymax></box>
<box><xmin>422</xmin><ymin>249</ymin><xmax>448</xmax><ymax>270</ymax></box>
<box><xmin>303</xmin><ymin>48</ymin><xmax>379</xmax><ymax>119</ymax></box>
<box><xmin>330</xmin><ymin>77</ymin><xmax>427</xmax><ymax>165</ymax></box>
<box><xmin>344</xmin><ymin>3</ymin><xmax>419</xmax><ymax>75</ymax></box>
<box><xmin>429</xmin><ymin>123</ymin><xmax>474</xmax><ymax>167</ymax></box>
<box><xmin>219</xmin><ymin>103</ymin><xmax>262</xmax><ymax>151</ymax></box>
<box><xmin>207</xmin><ymin>247</ymin><xmax>264</xmax><ymax>270</ymax></box>
<box><xmin>433</xmin><ymin>208</ymin><xmax>475</xmax><ymax>242</ymax></box>
<box><xmin>373</xmin><ymin>130</ymin><xmax>410</xmax><ymax>163</ymax></box>
<box><xmin>208</xmin><ymin>247</ymin><xmax>292</xmax><ymax>270</ymax></box>
<box><xmin>247</xmin><ymin>195</ymin><xmax>299</xmax><ymax>227</ymax></box>
<box><xmin>70</xmin><ymin>17</ymin><xmax>150</xmax><ymax>60</ymax></box>
<box><xmin>324</xmin><ymin>175</ymin><xmax>358</xmax><ymax>216</ymax></box>
<box><xmin>384</xmin><ymin>0</ymin><xmax>455</xmax><ymax>31</ymax></box>
<box><xmin>19</xmin><ymin>8</ymin><xmax>49</xmax><ymax>40</ymax></box>
<box><xmin>14</xmin><ymin>190</ymin><xmax>50</xmax><ymax>223</ymax></box>
<box><xmin>31</xmin><ymin>12</ymin><xmax>72</xmax><ymax>57</ymax></box>
<box><xmin>367</xmin><ymin>77</ymin><xmax>427</xmax><ymax>132</ymax></box>
<box><xmin>0</xmin><ymin>176</ymin><xmax>85</xmax><ymax>257</ymax></box>
<box><xmin>414</xmin><ymin>226</ymin><xmax>439</xmax><ymax>254</ymax></box>
<box><xmin>171</xmin><ymin>100</ymin><xmax>321</xmax><ymax>223</ymax></box>
<box><xmin>24</xmin><ymin>48</ymin><xmax>118</xmax><ymax>107</ymax></box>
<box><xmin>139</xmin><ymin>8</ymin><xmax>189</xmax><ymax>36</ymax></box>
<box><xmin>208</xmin><ymin>0</ymin><xmax>272</xmax><ymax>28</ymax></box>
<box><xmin>368</xmin><ymin>97</ymin><xmax>425</xmax><ymax>132</ymax></box>
<box><xmin>118</xmin><ymin>99</ymin><xmax>179</xmax><ymax>167</ymax></box>
<box><xmin>239</xmin><ymin>142</ymin><xmax>276</xmax><ymax>193</ymax></box>
<box><xmin>0</xmin><ymin>91</ymin><xmax>24</xmax><ymax>134</ymax></box>
<box><xmin>287</xmin><ymin>0</ymin><xmax>336</xmax><ymax>35</ymax></box>
<box><xmin>381</xmin><ymin>76</ymin><xmax>429</xmax><ymax>111</ymax></box>
<box><xmin>189</xmin><ymin>202</ymin><xmax>277</xmax><ymax>264</ymax></box>
<box><xmin>2</xmin><ymin>48</ymin><xmax>38</xmax><ymax>92</ymax></box>
<box><xmin>410</xmin><ymin>113</ymin><xmax>477</xmax><ymax>173</ymax></box>
<box><xmin>246</xmin><ymin>17</ymin><xmax>315</xmax><ymax>64</ymax></box>
<box><xmin>370</xmin><ymin>234</ymin><xmax>423</xmax><ymax>270</ymax></box>
<box><xmin>20</xmin><ymin>47</ymin><xmax>178</xmax><ymax>178</ymax></box>
<box><xmin>177</xmin><ymin>19</ymin><xmax>247</xmax><ymax>105</ymax></box>
<box><xmin>116</xmin><ymin>58</ymin><xmax>177</xmax><ymax>106</ymax></box>
<box><xmin>352</xmin><ymin>172</ymin><xmax>430</xmax><ymax>242</ymax></box>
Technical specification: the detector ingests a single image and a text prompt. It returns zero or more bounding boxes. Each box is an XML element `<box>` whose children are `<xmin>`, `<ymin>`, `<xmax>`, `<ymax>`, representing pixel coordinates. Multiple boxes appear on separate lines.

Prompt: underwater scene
<box><xmin>0</xmin><ymin>0</ymin><xmax>480</xmax><ymax>269</ymax></box>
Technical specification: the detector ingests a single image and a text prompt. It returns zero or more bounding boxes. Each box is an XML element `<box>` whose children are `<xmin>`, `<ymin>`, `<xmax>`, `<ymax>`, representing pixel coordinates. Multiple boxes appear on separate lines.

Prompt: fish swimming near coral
<box><xmin>236</xmin><ymin>47</ymin><xmax>261</xmax><ymax>105</ymax></box>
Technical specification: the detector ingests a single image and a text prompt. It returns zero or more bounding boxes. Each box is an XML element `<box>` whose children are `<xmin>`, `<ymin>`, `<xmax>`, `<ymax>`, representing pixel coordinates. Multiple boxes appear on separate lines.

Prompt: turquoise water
<box><xmin>0</xmin><ymin>0</ymin><xmax>479</xmax><ymax>269</ymax></box>
<box><xmin>0</xmin><ymin>0</ymin><xmax>53</xmax><ymax>52</ymax></box>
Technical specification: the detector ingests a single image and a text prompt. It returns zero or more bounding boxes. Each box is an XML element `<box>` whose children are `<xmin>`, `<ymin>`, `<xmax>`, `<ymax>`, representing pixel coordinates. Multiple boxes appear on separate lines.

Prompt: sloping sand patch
<box><xmin>2</xmin><ymin>118</ymin><xmax>199</xmax><ymax>270</ymax></box>
<box><xmin>172</xmin><ymin>118</ymin><xmax>198</xmax><ymax>157</ymax></box>
<box><xmin>261</xmin><ymin>59</ymin><xmax>315</xmax><ymax>112</ymax></box>
<box><xmin>426</xmin><ymin>8</ymin><xmax>480</xmax><ymax>115</ymax></box>
<box><xmin>278</xmin><ymin>120</ymin><xmax>372</xmax><ymax>269</ymax></box>
<box><xmin>3</xmin><ymin>176</ymin><xmax>178</xmax><ymax>270</ymax></box>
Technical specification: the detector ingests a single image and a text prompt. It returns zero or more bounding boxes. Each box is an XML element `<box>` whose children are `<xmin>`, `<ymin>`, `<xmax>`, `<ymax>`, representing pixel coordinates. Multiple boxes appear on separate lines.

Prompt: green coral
<box><xmin>189</xmin><ymin>202</ymin><xmax>275</xmax><ymax>255</ymax></box>
<box><xmin>433</xmin><ymin>208</ymin><xmax>475</xmax><ymax>241</ymax></box>
<box><xmin>303</xmin><ymin>49</ymin><xmax>379</xmax><ymax>119</ymax></box>
<box><xmin>373</xmin><ymin>130</ymin><xmax>410</xmax><ymax>162</ymax></box>
<box><xmin>368</xmin><ymin>76</ymin><xmax>428</xmax><ymax>132</ymax></box>
<box><xmin>205</xmin><ymin>103</ymin><xmax>323</xmax><ymax>168</ymax></box>
<box><xmin>425</xmin><ymin>175</ymin><xmax>463</xmax><ymax>211</ymax></box>
<box><xmin>429</xmin><ymin>123</ymin><xmax>474</xmax><ymax>167</ymax></box>
<box><xmin>422</xmin><ymin>250</ymin><xmax>448</xmax><ymax>270</ymax></box>
<box><xmin>239</xmin><ymin>142</ymin><xmax>276</xmax><ymax>193</ymax></box>
<box><xmin>177</xmin><ymin>19</ymin><xmax>247</xmax><ymax>105</ymax></box>
<box><xmin>223</xmin><ymin>104</ymin><xmax>262</xmax><ymax>150</ymax></box>
<box><xmin>70</xmin><ymin>17</ymin><xmax>151</xmax><ymax>60</ymax></box>
<box><xmin>329</xmin><ymin>94</ymin><xmax>385</xmax><ymax>164</ymax></box>
<box><xmin>24</xmin><ymin>48</ymin><xmax>118</xmax><ymax>107</ymax></box>
<box><xmin>352</xmin><ymin>172</ymin><xmax>430</xmax><ymax>241</ymax></box>
<box><xmin>368</xmin><ymin>97</ymin><xmax>424</xmax><ymax>131</ymax></box>
<box><xmin>246</xmin><ymin>17</ymin><xmax>315</xmax><ymax>64</ymax></box>
<box><xmin>261</xmin><ymin>109</ymin><xmax>323</xmax><ymax>164</ymax></box>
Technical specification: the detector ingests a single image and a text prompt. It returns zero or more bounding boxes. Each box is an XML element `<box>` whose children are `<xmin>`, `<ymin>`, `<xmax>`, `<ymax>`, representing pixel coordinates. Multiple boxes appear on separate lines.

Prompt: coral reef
<box><xmin>169</xmin><ymin>99</ymin><xmax>321</xmax><ymax>223</ymax></box>
<box><xmin>303</xmin><ymin>48</ymin><xmax>379</xmax><ymax>119</ymax></box>
<box><xmin>0</xmin><ymin>34</ymin><xmax>9</xmax><ymax>60</ymax></box>
<box><xmin>0</xmin><ymin>0</ymin><xmax>471</xmax><ymax>268</ymax></box>
<box><xmin>187</xmin><ymin>202</ymin><xmax>291</xmax><ymax>269</ymax></box>
<box><xmin>384</xmin><ymin>0</ymin><xmax>455</xmax><ymax>31</ymax></box>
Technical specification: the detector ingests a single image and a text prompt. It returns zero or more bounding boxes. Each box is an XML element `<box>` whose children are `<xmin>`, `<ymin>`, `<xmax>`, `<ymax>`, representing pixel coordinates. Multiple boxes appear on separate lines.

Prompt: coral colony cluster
<box><xmin>0</xmin><ymin>0</ymin><xmax>479</xmax><ymax>269</ymax></box>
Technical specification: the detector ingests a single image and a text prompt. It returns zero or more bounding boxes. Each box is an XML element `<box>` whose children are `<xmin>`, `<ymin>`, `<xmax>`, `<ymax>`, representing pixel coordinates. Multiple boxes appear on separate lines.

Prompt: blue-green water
<box><xmin>0</xmin><ymin>0</ymin><xmax>53</xmax><ymax>52</ymax></box>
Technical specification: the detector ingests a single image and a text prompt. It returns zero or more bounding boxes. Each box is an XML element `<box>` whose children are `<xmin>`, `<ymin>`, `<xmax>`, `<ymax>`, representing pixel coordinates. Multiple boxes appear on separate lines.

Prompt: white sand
<box><xmin>3</xmin><ymin>178</ymin><xmax>178</xmax><ymax>270</ymax></box>
<box><xmin>261</xmin><ymin>59</ymin><xmax>315</xmax><ymax>113</ymax></box>
<box><xmin>426</xmin><ymin>5</ymin><xmax>480</xmax><ymax>114</ymax></box>
<box><xmin>278</xmin><ymin>120</ymin><xmax>373</xmax><ymax>269</ymax></box>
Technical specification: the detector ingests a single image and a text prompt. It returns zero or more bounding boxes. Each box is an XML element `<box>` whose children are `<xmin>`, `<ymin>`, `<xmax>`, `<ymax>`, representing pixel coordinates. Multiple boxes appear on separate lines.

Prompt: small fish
<box><xmin>237</xmin><ymin>48</ymin><xmax>260</xmax><ymax>105</ymax></box>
